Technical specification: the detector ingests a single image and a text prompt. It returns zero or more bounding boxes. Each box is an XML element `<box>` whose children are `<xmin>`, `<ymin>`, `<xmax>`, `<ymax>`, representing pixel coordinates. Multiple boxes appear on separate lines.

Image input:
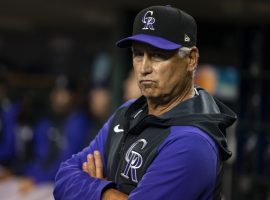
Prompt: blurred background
<box><xmin>0</xmin><ymin>0</ymin><xmax>269</xmax><ymax>199</ymax></box>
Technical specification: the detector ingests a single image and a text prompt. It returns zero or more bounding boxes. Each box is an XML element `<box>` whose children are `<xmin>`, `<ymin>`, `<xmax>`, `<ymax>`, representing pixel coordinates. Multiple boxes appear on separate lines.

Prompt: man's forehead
<box><xmin>132</xmin><ymin>41</ymin><xmax>157</xmax><ymax>50</ymax></box>
<box><xmin>132</xmin><ymin>41</ymin><xmax>177</xmax><ymax>52</ymax></box>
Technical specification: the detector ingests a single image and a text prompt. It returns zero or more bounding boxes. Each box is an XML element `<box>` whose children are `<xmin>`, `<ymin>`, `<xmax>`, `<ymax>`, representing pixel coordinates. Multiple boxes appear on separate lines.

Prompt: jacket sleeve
<box><xmin>53</xmin><ymin>116</ymin><xmax>114</xmax><ymax>200</ymax></box>
<box><xmin>128</xmin><ymin>127</ymin><xmax>218</xmax><ymax>200</ymax></box>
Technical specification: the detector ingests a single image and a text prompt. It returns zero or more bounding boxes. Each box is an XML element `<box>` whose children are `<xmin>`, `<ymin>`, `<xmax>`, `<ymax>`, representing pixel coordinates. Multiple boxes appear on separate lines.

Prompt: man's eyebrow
<box><xmin>150</xmin><ymin>48</ymin><xmax>161</xmax><ymax>52</ymax></box>
<box><xmin>131</xmin><ymin>47</ymin><xmax>142</xmax><ymax>51</ymax></box>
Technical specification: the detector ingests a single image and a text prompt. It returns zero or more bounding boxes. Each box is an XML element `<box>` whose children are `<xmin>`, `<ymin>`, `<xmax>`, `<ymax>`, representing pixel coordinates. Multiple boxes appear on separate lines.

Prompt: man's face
<box><xmin>132</xmin><ymin>42</ymin><xmax>193</xmax><ymax>103</ymax></box>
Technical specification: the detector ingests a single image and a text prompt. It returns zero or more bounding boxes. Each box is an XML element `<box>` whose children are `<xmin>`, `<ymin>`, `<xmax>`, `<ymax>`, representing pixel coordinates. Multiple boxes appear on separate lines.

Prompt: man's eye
<box><xmin>133</xmin><ymin>52</ymin><xmax>144</xmax><ymax>57</ymax></box>
<box><xmin>151</xmin><ymin>52</ymin><xmax>167</xmax><ymax>60</ymax></box>
<box><xmin>152</xmin><ymin>53</ymin><xmax>163</xmax><ymax>58</ymax></box>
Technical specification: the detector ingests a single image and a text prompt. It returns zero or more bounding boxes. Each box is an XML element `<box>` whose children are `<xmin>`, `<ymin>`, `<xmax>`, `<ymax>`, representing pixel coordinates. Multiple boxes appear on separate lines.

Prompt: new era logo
<box><xmin>184</xmin><ymin>34</ymin><xmax>190</xmax><ymax>42</ymax></box>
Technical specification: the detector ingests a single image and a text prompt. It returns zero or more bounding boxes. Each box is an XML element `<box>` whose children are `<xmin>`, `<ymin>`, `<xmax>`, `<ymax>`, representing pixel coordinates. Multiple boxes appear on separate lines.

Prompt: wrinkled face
<box><xmin>132</xmin><ymin>42</ymin><xmax>193</xmax><ymax>103</ymax></box>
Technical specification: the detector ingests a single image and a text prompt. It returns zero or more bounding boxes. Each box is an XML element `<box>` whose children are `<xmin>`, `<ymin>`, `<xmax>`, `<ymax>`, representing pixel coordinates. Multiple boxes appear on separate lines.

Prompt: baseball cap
<box><xmin>116</xmin><ymin>5</ymin><xmax>197</xmax><ymax>50</ymax></box>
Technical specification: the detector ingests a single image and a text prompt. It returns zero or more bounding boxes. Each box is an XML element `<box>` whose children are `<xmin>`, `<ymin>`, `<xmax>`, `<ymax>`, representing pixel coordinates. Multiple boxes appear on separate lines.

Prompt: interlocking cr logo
<box><xmin>121</xmin><ymin>139</ymin><xmax>148</xmax><ymax>183</ymax></box>
<box><xmin>142</xmin><ymin>11</ymin><xmax>155</xmax><ymax>30</ymax></box>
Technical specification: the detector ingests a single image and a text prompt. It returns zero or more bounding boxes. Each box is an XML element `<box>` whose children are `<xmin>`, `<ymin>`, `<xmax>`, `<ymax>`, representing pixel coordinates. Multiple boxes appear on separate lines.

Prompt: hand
<box><xmin>102</xmin><ymin>188</ymin><xmax>128</xmax><ymax>200</ymax></box>
<box><xmin>82</xmin><ymin>151</ymin><xmax>128</xmax><ymax>200</ymax></box>
<box><xmin>82</xmin><ymin>150</ymin><xmax>105</xmax><ymax>179</ymax></box>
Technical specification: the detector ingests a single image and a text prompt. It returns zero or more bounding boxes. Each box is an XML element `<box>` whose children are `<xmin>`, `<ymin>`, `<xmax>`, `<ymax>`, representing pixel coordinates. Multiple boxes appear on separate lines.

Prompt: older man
<box><xmin>54</xmin><ymin>5</ymin><xmax>237</xmax><ymax>200</ymax></box>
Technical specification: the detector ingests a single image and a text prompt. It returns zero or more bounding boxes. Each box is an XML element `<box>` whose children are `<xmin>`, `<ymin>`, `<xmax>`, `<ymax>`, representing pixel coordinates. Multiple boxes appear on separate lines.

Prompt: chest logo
<box><xmin>114</xmin><ymin>124</ymin><xmax>124</xmax><ymax>133</ymax></box>
<box><xmin>121</xmin><ymin>139</ymin><xmax>148</xmax><ymax>183</ymax></box>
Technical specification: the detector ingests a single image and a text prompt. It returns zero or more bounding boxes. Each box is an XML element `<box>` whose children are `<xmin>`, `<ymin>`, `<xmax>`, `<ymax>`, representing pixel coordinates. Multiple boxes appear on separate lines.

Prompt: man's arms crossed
<box><xmin>82</xmin><ymin>150</ymin><xmax>128</xmax><ymax>200</ymax></box>
<box><xmin>53</xmin><ymin>117</ymin><xmax>119</xmax><ymax>200</ymax></box>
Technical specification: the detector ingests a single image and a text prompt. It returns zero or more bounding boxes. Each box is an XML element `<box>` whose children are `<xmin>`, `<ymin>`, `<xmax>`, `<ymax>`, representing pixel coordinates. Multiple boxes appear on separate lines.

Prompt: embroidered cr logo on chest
<box><xmin>121</xmin><ymin>139</ymin><xmax>148</xmax><ymax>183</ymax></box>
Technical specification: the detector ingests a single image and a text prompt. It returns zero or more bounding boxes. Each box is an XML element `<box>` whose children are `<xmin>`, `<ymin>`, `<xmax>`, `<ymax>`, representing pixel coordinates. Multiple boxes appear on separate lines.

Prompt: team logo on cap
<box><xmin>142</xmin><ymin>11</ymin><xmax>155</xmax><ymax>30</ymax></box>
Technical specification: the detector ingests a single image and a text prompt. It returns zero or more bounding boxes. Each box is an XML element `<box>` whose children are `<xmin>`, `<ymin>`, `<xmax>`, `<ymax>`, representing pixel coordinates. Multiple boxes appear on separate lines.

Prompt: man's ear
<box><xmin>187</xmin><ymin>47</ymin><xmax>199</xmax><ymax>72</ymax></box>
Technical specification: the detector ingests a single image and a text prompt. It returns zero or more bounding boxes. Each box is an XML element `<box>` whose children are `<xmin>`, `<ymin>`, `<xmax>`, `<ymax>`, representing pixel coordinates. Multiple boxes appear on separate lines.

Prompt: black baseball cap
<box><xmin>116</xmin><ymin>5</ymin><xmax>197</xmax><ymax>50</ymax></box>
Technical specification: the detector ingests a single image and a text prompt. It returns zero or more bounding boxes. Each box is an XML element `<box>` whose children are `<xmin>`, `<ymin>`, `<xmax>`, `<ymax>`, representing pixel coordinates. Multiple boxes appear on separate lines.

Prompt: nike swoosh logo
<box><xmin>114</xmin><ymin>124</ymin><xmax>124</xmax><ymax>133</ymax></box>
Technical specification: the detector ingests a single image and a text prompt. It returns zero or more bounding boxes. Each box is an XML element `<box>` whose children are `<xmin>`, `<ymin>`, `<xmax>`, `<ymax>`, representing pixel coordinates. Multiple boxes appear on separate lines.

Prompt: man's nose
<box><xmin>140</xmin><ymin>54</ymin><xmax>152</xmax><ymax>75</ymax></box>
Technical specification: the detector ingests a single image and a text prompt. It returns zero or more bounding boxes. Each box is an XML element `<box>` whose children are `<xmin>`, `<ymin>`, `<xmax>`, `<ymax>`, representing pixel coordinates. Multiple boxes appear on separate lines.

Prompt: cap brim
<box><xmin>116</xmin><ymin>34</ymin><xmax>182</xmax><ymax>50</ymax></box>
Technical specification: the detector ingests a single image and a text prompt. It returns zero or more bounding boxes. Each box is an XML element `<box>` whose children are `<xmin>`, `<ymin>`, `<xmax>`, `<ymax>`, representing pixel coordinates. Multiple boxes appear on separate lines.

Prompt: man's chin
<box><xmin>143</xmin><ymin>94</ymin><xmax>162</xmax><ymax>102</ymax></box>
<box><xmin>142</xmin><ymin>91</ymin><xmax>157</xmax><ymax>99</ymax></box>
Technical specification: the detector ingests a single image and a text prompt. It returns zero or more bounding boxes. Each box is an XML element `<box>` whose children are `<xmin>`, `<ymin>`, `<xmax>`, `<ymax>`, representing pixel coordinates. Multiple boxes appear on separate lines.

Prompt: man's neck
<box><xmin>147</xmin><ymin>87</ymin><xmax>195</xmax><ymax>116</ymax></box>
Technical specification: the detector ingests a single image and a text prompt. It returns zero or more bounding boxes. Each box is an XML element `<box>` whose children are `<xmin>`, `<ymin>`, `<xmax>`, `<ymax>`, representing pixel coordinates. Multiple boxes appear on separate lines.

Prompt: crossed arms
<box><xmin>53</xmin><ymin>118</ymin><xmax>218</xmax><ymax>200</ymax></box>
<box><xmin>82</xmin><ymin>151</ymin><xmax>128</xmax><ymax>200</ymax></box>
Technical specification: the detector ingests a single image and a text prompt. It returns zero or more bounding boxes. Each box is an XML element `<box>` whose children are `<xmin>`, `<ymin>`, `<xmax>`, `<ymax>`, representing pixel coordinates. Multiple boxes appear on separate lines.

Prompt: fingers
<box><xmin>82</xmin><ymin>151</ymin><xmax>104</xmax><ymax>179</ymax></box>
<box><xmin>82</xmin><ymin>162</ymin><xmax>88</xmax><ymax>173</ymax></box>
<box><xmin>87</xmin><ymin>154</ymin><xmax>96</xmax><ymax>177</ymax></box>
<box><xmin>94</xmin><ymin>151</ymin><xmax>103</xmax><ymax>179</ymax></box>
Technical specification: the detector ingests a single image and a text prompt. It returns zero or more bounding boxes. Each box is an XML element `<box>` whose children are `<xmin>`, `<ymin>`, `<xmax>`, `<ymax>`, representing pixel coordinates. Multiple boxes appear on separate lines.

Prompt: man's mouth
<box><xmin>139</xmin><ymin>80</ymin><xmax>155</xmax><ymax>84</ymax></box>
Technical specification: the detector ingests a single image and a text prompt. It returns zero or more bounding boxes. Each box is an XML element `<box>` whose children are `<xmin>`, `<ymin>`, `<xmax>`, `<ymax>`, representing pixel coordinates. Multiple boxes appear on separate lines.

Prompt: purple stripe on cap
<box><xmin>116</xmin><ymin>34</ymin><xmax>182</xmax><ymax>50</ymax></box>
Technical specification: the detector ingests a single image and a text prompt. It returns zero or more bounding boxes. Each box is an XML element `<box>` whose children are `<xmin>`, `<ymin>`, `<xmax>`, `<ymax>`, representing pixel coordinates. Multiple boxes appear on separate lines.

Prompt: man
<box><xmin>53</xmin><ymin>5</ymin><xmax>237</xmax><ymax>200</ymax></box>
